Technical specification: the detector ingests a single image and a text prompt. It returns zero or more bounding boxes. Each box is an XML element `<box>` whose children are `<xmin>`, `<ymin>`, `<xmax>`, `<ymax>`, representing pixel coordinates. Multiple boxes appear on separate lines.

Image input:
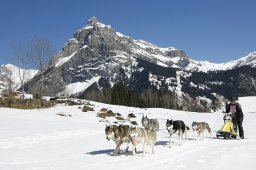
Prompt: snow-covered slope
<box><xmin>0</xmin><ymin>96</ymin><xmax>255</xmax><ymax>170</ymax></box>
<box><xmin>0</xmin><ymin>64</ymin><xmax>38</xmax><ymax>93</ymax></box>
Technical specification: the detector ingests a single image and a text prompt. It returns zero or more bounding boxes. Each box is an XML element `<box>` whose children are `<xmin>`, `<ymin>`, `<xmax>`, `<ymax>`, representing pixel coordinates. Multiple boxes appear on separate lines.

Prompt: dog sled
<box><xmin>216</xmin><ymin>113</ymin><xmax>237</xmax><ymax>139</ymax></box>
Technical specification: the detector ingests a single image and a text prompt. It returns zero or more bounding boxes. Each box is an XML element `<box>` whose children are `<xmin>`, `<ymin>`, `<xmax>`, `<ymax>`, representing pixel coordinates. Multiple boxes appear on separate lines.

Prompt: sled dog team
<box><xmin>105</xmin><ymin>115</ymin><xmax>212</xmax><ymax>156</ymax></box>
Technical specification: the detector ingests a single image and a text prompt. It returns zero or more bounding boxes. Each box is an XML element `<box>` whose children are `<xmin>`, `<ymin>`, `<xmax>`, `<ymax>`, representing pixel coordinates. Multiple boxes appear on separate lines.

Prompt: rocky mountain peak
<box><xmin>82</xmin><ymin>16</ymin><xmax>111</xmax><ymax>30</ymax></box>
<box><xmin>87</xmin><ymin>16</ymin><xmax>98</xmax><ymax>25</ymax></box>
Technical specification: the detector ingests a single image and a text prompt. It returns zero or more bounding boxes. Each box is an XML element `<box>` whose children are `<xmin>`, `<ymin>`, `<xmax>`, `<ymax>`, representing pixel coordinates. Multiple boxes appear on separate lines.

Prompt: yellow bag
<box><xmin>219</xmin><ymin>120</ymin><xmax>237</xmax><ymax>136</ymax></box>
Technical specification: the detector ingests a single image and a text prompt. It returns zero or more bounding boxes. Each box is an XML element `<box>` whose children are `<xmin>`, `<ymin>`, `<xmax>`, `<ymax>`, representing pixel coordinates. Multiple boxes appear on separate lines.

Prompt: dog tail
<box><xmin>186</xmin><ymin>126</ymin><xmax>190</xmax><ymax>131</ymax></box>
<box><xmin>207</xmin><ymin>125</ymin><xmax>211</xmax><ymax>133</ymax></box>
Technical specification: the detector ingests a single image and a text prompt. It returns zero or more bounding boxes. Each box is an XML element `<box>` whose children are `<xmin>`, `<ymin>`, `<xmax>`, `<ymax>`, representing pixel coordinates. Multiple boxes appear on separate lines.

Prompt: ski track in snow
<box><xmin>0</xmin><ymin>129</ymin><xmax>101</xmax><ymax>149</ymax></box>
<box><xmin>84</xmin><ymin>135</ymin><xmax>256</xmax><ymax>170</ymax></box>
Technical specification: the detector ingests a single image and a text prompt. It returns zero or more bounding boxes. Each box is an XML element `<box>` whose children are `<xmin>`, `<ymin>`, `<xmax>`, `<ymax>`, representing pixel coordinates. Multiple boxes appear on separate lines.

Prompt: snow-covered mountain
<box><xmin>0</xmin><ymin>64</ymin><xmax>38</xmax><ymax>94</ymax></box>
<box><xmin>51</xmin><ymin>17</ymin><xmax>256</xmax><ymax>73</ymax></box>
<box><xmin>23</xmin><ymin>16</ymin><xmax>256</xmax><ymax>108</ymax></box>
<box><xmin>187</xmin><ymin>51</ymin><xmax>256</xmax><ymax>72</ymax></box>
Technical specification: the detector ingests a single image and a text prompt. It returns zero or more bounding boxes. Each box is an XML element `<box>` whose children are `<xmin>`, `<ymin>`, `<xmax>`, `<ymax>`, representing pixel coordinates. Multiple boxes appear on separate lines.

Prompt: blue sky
<box><xmin>0</xmin><ymin>0</ymin><xmax>255</xmax><ymax>65</ymax></box>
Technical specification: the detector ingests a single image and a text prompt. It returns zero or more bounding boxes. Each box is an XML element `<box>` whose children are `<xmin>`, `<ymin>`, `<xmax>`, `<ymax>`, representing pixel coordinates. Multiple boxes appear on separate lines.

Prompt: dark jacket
<box><xmin>226</xmin><ymin>102</ymin><xmax>244</xmax><ymax>138</ymax></box>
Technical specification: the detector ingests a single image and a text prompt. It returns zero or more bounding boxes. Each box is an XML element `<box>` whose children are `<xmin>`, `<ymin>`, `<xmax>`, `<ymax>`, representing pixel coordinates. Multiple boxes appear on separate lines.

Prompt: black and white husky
<box><xmin>166</xmin><ymin>119</ymin><xmax>189</xmax><ymax>147</ymax></box>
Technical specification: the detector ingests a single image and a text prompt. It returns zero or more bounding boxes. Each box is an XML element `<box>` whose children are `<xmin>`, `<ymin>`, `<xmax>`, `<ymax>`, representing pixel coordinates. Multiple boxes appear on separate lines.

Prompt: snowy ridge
<box><xmin>0</xmin><ymin>64</ymin><xmax>38</xmax><ymax>92</ymax></box>
<box><xmin>187</xmin><ymin>51</ymin><xmax>256</xmax><ymax>72</ymax></box>
<box><xmin>116</xmin><ymin>31</ymin><xmax>130</xmax><ymax>38</ymax></box>
<box><xmin>134</xmin><ymin>39</ymin><xmax>178</xmax><ymax>55</ymax></box>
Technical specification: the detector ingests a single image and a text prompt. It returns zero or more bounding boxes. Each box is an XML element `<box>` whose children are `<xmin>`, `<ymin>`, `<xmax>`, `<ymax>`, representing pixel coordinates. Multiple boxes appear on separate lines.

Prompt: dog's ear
<box><xmin>110</xmin><ymin>125</ymin><xmax>117</xmax><ymax>128</ymax></box>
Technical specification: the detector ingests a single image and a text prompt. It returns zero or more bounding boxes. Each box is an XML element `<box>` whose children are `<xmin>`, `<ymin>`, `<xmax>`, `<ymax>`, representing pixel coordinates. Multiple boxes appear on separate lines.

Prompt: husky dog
<box><xmin>191</xmin><ymin>121</ymin><xmax>212</xmax><ymax>139</ymax></box>
<box><xmin>166</xmin><ymin>119</ymin><xmax>189</xmax><ymax>147</ymax></box>
<box><xmin>129</xmin><ymin>127</ymin><xmax>157</xmax><ymax>156</ymax></box>
<box><xmin>105</xmin><ymin>124</ymin><xmax>131</xmax><ymax>155</ymax></box>
<box><xmin>141</xmin><ymin>115</ymin><xmax>159</xmax><ymax>130</ymax></box>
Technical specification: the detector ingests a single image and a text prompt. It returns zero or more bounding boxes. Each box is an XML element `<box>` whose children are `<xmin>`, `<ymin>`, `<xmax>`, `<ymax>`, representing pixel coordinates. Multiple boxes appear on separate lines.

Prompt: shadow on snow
<box><xmin>85</xmin><ymin>149</ymin><xmax>114</xmax><ymax>155</ymax></box>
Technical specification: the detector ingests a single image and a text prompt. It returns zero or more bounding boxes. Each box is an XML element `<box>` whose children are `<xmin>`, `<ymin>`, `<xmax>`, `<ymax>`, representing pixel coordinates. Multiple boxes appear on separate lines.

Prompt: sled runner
<box><xmin>216</xmin><ymin>113</ymin><xmax>237</xmax><ymax>139</ymax></box>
